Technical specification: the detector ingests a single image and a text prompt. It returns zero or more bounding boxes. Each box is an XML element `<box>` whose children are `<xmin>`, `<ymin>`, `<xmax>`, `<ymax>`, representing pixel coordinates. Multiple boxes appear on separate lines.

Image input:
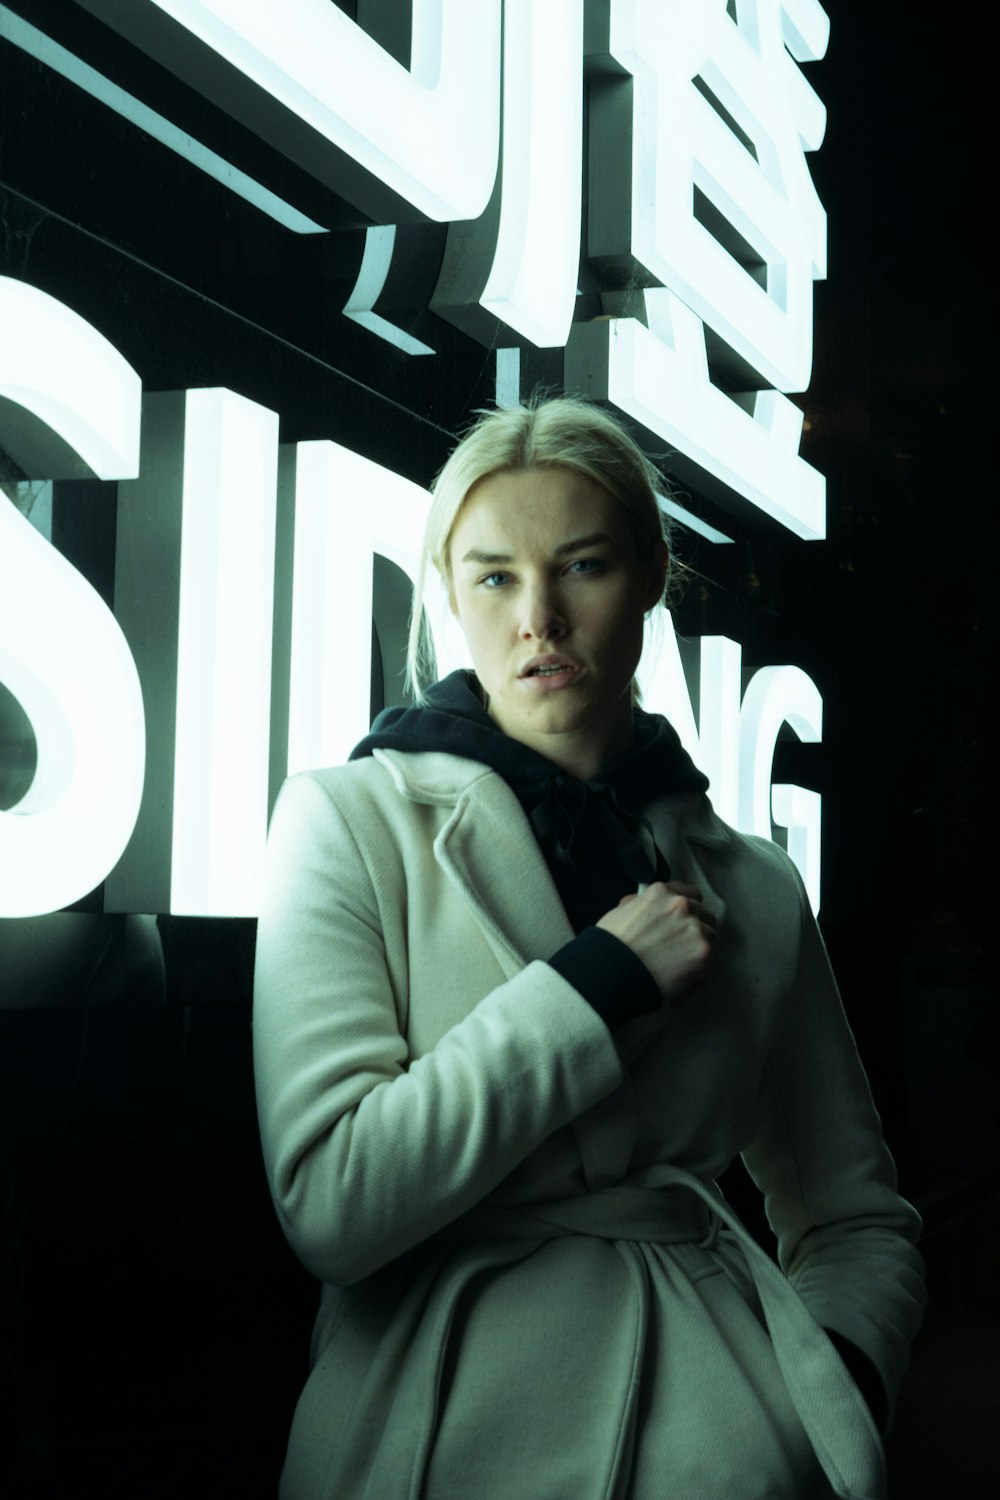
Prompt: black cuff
<box><xmin>547</xmin><ymin>926</ymin><xmax>660</xmax><ymax>1030</ymax></box>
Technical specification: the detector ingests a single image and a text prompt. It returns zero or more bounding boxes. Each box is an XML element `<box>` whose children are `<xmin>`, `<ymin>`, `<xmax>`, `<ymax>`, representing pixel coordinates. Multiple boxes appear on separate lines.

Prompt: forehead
<box><xmin>452</xmin><ymin>467</ymin><xmax>627</xmax><ymax>549</ymax></box>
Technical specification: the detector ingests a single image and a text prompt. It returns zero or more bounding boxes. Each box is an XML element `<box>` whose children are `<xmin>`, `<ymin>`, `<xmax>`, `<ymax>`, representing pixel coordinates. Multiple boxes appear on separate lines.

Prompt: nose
<box><xmin>518</xmin><ymin>578</ymin><xmax>567</xmax><ymax>642</ymax></box>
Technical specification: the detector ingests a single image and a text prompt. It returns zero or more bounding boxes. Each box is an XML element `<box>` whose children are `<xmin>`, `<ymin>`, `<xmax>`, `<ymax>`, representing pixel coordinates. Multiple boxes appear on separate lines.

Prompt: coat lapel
<box><xmin>645</xmin><ymin>793</ymin><xmax>730</xmax><ymax>932</ymax></box>
<box><xmin>373</xmin><ymin>749</ymin><xmax>575</xmax><ymax>977</ymax></box>
<box><xmin>435</xmin><ymin>776</ymin><xmax>577</xmax><ymax>975</ymax></box>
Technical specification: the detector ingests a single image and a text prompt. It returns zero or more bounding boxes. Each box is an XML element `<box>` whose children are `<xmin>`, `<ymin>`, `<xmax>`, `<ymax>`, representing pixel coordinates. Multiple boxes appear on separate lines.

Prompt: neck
<box><xmin>489</xmin><ymin>700</ymin><xmax>635</xmax><ymax>782</ymax></box>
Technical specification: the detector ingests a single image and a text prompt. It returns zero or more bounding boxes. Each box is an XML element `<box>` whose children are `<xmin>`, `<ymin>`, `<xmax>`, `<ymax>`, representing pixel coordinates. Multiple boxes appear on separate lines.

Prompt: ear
<box><xmin>643</xmin><ymin>541</ymin><xmax>669</xmax><ymax>610</ymax></box>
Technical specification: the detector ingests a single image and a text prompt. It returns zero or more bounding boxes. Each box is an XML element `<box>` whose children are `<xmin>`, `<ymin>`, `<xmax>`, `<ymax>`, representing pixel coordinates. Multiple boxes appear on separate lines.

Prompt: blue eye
<box><xmin>477</xmin><ymin>559</ymin><xmax>606</xmax><ymax>588</ymax></box>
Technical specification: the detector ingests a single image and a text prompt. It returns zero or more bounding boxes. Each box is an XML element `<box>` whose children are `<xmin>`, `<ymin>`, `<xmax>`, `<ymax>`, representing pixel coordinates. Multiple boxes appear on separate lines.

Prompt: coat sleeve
<box><xmin>740</xmin><ymin>840</ymin><xmax>927</xmax><ymax>1435</ymax></box>
<box><xmin>252</xmin><ymin>772</ymin><xmax>623</xmax><ymax>1287</ymax></box>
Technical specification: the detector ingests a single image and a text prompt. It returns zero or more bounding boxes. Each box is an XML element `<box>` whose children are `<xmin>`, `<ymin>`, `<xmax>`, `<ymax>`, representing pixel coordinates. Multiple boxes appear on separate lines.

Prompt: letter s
<box><xmin>0</xmin><ymin>277</ymin><xmax>145</xmax><ymax>917</ymax></box>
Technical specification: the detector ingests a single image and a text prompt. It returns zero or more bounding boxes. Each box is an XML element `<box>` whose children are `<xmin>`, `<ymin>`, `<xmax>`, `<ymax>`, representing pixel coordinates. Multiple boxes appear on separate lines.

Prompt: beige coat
<box><xmin>253</xmin><ymin>749</ymin><xmax>926</xmax><ymax>1500</ymax></box>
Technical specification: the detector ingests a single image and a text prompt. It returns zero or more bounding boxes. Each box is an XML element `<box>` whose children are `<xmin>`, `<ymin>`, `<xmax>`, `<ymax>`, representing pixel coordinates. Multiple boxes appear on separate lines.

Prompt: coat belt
<box><xmin>446</xmin><ymin>1179</ymin><xmax>716</xmax><ymax>1245</ymax></box>
<box><xmin>444</xmin><ymin>1163</ymin><xmax>887</xmax><ymax>1500</ymax></box>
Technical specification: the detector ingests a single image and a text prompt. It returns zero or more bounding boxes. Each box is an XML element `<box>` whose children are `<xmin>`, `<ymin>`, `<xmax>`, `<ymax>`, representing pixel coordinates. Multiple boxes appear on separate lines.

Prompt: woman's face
<box><xmin>447</xmin><ymin>466</ymin><xmax>665</xmax><ymax>779</ymax></box>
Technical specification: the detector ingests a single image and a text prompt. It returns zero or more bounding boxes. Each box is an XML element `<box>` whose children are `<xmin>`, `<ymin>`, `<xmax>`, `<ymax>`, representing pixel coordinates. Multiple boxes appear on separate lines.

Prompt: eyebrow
<box><xmin>460</xmin><ymin>531</ymin><xmax>615</xmax><ymax>565</ymax></box>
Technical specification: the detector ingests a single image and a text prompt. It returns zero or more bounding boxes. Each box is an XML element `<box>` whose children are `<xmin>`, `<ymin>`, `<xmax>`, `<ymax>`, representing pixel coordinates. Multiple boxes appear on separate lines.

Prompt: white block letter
<box><xmin>0</xmin><ymin>279</ymin><xmax>145</xmax><ymax>917</ymax></box>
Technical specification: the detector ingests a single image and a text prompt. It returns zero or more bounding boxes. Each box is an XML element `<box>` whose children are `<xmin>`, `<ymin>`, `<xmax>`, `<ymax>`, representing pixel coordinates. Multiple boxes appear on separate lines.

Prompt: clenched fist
<box><xmin>597</xmin><ymin>881</ymin><xmax>716</xmax><ymax>1006</ymax></box>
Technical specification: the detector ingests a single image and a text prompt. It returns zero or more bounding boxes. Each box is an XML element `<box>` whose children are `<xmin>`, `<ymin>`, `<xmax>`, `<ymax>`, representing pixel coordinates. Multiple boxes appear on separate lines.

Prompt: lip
<box><xmin>521</xmin><ymin>657</ymin><xmax>581</xmax><ymax>681</ymax></box>
<box><xmin>518</xmin><ymin>655</ymin><xmax>586</xmax><ymax>692</ymax></box>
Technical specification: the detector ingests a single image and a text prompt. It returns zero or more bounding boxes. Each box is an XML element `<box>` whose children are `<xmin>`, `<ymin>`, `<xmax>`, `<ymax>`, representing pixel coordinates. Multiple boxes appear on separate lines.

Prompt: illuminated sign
<box><xmin>2</xmin><ymin>1</ymin><xmax>833</xmax><ymax>916</ymax></box>
<box><xmin>1</xmin><ymin>279</ymin><xmax>823</xmax><ymax>916</ymax></box>
<box><xmin>69</xmin><ymin>0</ymin><xmax>829</xmax><ymax>537</ymax></box>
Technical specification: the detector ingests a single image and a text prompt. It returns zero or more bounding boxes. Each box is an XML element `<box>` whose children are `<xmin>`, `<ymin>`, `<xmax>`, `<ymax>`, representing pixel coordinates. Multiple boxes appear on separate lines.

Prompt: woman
<box><xmin>253</xmin><ymin>397</ymin><xmax>926</xmax><ymax>1499</ymax></box>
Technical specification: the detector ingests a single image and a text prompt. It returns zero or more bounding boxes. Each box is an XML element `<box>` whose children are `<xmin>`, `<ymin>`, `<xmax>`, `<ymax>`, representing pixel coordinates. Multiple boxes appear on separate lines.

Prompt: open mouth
<box><xmin>520</xmin><ymin>661</ymin><xmax>585</xmax><ymax>688</ymax></box>
<box><xmin>520</xmin><ymin>655</ymin><xmax>583</xmax><ymax>678</ymax></box>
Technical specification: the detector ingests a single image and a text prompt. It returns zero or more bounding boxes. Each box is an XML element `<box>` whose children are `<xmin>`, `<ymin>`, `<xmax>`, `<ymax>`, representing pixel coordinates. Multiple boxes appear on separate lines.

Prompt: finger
<box><xmin>698</xmin><ymin>925</ymin><xmax>718</xmax><ymax>950</ymax></box>
<box><xmin>661</xmin><ymin>881</ymin><xmax>703</xmax><ymax>900</ymax></box>
<box><xmin>662</xmin><ymin>892</ymin><xmax>715</xmax><ymax>928</ymax></box>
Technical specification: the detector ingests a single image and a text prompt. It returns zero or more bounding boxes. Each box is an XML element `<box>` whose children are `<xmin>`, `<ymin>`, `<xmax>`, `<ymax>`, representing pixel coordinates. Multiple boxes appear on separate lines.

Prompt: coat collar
<box><xmin>373</xmin><ymin>748</ymin><xmax>575</xmax><ymax>971</ymax></box>
<box><xmin>373</xmin><ymin>749</ymin><xmax>732</xmax><ymax>972</ymax></box>
<box><xmin>372</xmin><ymin>747</ymin><xmax>497</xmax><ymax>806</ymax></box>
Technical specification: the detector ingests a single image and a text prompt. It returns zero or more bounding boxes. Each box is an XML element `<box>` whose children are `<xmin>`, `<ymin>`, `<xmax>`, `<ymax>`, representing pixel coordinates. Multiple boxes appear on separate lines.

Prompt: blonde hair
<box><xmin>404</xmin><ymin>395</ymin><xmax>676</xmax><ymax>705</ymax></box>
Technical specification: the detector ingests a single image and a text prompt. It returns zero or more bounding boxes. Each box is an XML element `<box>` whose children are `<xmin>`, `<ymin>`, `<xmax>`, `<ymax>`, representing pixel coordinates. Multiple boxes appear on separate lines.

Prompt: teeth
<box><xmin>533</xmin><ymin>664</ymin><xmax>569</xmax><ymax>675</ymax></box>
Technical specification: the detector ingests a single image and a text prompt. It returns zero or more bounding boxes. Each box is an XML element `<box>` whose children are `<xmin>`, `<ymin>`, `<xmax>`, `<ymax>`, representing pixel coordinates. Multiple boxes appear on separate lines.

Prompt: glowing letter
<box><xmin>566</xmin><ymin>297</ymin><xmax>824</xmax><ymax>538</ymax></box>
<box><xmin>343</xmin><ymin>227</ymin><xmax>437</xmax><ymax>356</ymax></box>
<box><xmin>772</xmin><ymin>781</ymin><xmax>822</xmax><ymax>914</ymax></box>
<box><xmin>481</xmin><ymin>0</ymin><xmax>582</xmax><ymax>345</ymax></box>
<box><xmin>432</xmin><ymin>0</ymin><xmax>583</xmax><ymax>348</ymax></box>
<box><xmin>640</xmin><ymin>616</ymin><xmax>823</xmax><ymax>904</ymax></box>
<box><xmin>739</xmin><ymin>663</ymin><xmax>823</xmax><ymax>911</ymax></box>
<box><xmin>577</xmin><ymin>0</ymin><xmax>829</xmax><ymax>538</ymax></box>
<box><xmin>275</xmin><ymin>441</ymin><xmax>431</xmax><ymax>777</ymax></box>
<box><xmin>109</xmin><ymin>388</ymin><xmax>278</xmax><ymax>917</ymax></box>
<box><xmin>638</xmin><ymin>613</ymin><xmax>742</xmax><ymax>826</ymax></box>
<box><xmin>596</xmin><ymin>0</ymin><xmax>828</xmax><ymax>389</ymax></box>
<box><xmin>170</xmin><ymin>389</ymin><xmax>279</xmax><ymax>916</ymax></box>
<box><xmin>75</xmin><ymin>0</ymin><xmax>502</xmax><ymax>223</ymax></box>
<box><xmin>0</xmin><ymin>278</ymin><xmax>144</xmax><ymax>918</ymax></box>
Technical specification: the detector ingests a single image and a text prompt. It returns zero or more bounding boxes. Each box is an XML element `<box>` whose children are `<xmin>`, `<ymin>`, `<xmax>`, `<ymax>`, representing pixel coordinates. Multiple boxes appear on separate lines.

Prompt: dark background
<box><xmin>1</xmin><ymin>2</ymin><xmax>995</xmax><ymax>1494</ymax></box>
